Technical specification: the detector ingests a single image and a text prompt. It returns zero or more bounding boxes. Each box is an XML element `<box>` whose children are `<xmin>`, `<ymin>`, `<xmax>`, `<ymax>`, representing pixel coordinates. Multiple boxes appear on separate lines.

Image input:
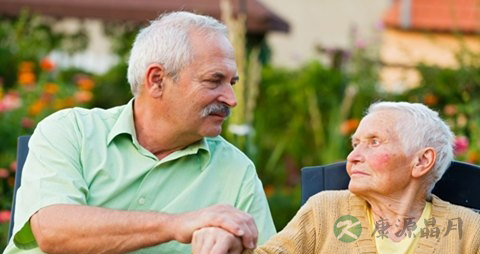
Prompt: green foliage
<box><xmin>92</xmin><ymin>62</ymin><xmax>132</xmax><ymax>108</ymax></box>
<box><xmin>242</xmin><ymin>59</ymin><xmax>384</xmax><ymax>229</ymax></box>
<box><xmin>397</xmin><ymin>61</ymin><xmax>480</xmax><ymax>163</ymax></box>
<box><xmin>0</xmin><ymin>13</ymin><xmax>92</xmax><ymax>249</ymax></box>
<box><xmin>0</xmin><ymin>11</ymin><xmax>87</xmax><ymax>90</ymax></box>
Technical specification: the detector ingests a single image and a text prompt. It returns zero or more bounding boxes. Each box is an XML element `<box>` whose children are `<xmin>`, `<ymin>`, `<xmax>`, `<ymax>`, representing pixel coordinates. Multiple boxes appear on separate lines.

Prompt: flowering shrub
<box><xmin>396</xmin><ymin>62</ymin><xmax>480</xmax><ymax>165</ymax></box>
<box><xmin>0</xmin><ymin>58</ymin><xmax>94</xmax><ymax>245</ymax></box>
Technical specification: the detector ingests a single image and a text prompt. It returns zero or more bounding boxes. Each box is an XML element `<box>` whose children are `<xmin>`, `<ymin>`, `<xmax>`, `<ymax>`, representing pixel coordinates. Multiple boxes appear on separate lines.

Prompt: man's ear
<box><xmin>412</xmin><ymin>147</ymin><xmax>436</xmax><ymax>178</ymax></box>
<box><xmin>144</xmin><ymin>63</ymin><xmax>166</xmax><ymax>98</ymax></box>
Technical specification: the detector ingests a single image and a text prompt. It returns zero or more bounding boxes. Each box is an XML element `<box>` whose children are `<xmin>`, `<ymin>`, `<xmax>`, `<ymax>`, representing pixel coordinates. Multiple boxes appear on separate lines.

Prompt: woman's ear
<box><xmin>412</xmin><ymin>147</ymin><xmax>436</xmax><ymax>178</ymax></box>
<box><xmin>144</xmin><ymin>63</ymin><xmax>166</xmax><ymax>98</ymax></box>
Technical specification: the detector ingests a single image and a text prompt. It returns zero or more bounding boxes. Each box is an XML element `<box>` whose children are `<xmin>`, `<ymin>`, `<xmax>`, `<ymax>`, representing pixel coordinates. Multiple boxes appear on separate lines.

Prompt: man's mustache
<box><xmin>201</xmin><ymin>103</ymin><xmax>231</xmax><ymax>118</ymax></box>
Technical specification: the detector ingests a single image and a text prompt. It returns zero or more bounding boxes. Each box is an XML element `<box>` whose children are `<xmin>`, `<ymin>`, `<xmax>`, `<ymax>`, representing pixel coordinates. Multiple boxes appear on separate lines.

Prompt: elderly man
<box><xmin>5</xmin><ymin>11</ymin><xmax>275</xmax><ymax>253</ymax></box>
<box><xmin>193</xmin><ymin>101</ymin><xmax>480</xmax><ymax>254</ymax></box>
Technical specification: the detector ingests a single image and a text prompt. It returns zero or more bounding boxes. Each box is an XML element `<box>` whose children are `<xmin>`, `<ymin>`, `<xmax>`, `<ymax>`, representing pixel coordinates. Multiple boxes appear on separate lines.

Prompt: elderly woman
<box><xmin>192</xmin><ymin>101</ymin><xmax>480</xmax><ymax>254</ymax></box>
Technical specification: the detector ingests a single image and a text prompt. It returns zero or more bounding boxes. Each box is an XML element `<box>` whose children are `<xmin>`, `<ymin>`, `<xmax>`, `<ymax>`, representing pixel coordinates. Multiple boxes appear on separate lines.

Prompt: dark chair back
<box><xmin>7</xmin><ymin>135</ymin><xmax>30</xmax><ymax>242</ymax></box>
<box><xmin>301</xmin><ymin>160</ymin><xmax>480</xmax><ymax>211</ymax></box>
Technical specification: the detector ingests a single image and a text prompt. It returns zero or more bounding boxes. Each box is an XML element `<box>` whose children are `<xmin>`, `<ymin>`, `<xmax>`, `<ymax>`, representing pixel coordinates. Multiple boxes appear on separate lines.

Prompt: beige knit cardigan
<box><xmin>248</xmin><ymin>190</ymin><xmax>480</xmax><ymax>254</ymax></box>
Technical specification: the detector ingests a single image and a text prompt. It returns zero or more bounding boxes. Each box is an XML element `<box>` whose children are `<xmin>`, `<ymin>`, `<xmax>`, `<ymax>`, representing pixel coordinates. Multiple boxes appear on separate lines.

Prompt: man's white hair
<box><xmin>366</xmin><ymin>101</ymin><xmax>454</xmax><ymax>193</ymax></box>
<box><xmin>127</xmin><ymin>11</ymin><xmax>228</xmax><ymax>96</ymax></box>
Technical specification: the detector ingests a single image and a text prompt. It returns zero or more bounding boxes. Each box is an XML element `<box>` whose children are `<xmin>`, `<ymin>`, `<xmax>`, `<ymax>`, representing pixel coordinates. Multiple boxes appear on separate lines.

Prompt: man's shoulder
<box><xmin>39</xmin><ymin>105</ymin><xmax>125</xmax><ymax>129</ymax></box>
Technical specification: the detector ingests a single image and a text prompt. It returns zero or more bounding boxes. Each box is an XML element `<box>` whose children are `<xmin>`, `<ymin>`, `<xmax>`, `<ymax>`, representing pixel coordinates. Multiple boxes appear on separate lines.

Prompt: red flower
<box><xmin>454</xmin><ymin>136</ymin><xmax>469</xmax><ymax>155</ymax></box>
<box><xmin>0</xmin><ymin>210</ymin><xmax>11</xmax><ymax>223</ymax></box>
<box><xmin>0</xmin><ymin>168</ymin><xmax>9</xmax><ymax>178</ymax></box>
<box><xmin>40</xmin><ymin>58</ymin><xmax>55</xmax><ymax>72</ymax></box>
<box><xmin>21</xmin><ymin>117</ymin><xmax>35</xmax><ymax>129</ymax></box>
<box><xmin>10</xmin><ymin>161</ymin><xmax>17</xmax><ymax>172</ymax></box>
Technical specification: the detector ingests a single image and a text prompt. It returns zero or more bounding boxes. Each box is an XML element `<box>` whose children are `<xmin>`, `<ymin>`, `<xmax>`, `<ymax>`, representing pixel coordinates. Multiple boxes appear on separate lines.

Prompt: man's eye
<box><xmin>352</xmin><ymin>143</ymin><xmax>358</xmax><ymax>148</ymax></box>
<box><xmin>371</xmin><ymin>139</ymin><xmax>380</xmax><ymax>145</ymax></box>
<box><xmin>209</xmin><ymin>79</ymin><xmax>222</xmax><ymax>84</ymax></box>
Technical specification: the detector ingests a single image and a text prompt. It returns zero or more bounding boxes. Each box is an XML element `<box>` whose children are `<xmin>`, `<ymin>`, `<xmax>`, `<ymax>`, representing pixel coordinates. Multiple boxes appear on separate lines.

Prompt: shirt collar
<box><xmin>107</xmin><ymin>99</ymin><xmax>137</xmax><ymax>145</ymax></box>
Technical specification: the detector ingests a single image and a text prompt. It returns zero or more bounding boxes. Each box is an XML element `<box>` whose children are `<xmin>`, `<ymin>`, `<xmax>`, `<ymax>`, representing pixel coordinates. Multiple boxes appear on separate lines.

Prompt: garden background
<box><xmin>1</xmin><ymin>0</ymin><xmax>480</xmax><ymax>250</ymax></box>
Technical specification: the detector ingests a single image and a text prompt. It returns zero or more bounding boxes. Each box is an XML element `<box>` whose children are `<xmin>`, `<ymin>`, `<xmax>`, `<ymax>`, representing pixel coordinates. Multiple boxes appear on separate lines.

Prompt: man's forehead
<box><xmin>198</xmin><ymin>64</ymin><xmax>238</xmax><ymax>78</ymax></box>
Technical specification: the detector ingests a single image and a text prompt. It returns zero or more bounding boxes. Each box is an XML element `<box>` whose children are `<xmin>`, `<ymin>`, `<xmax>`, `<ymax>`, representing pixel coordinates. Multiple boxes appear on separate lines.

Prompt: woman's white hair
<box><xmin>366</xmin><ymin>101</ymin><xmax>454</xmax><ymax>193</ymax></box>
<box><xmin>127</xmin><ymin>11</ymin><xmax>228</xmax><ymax>96</ymax></box>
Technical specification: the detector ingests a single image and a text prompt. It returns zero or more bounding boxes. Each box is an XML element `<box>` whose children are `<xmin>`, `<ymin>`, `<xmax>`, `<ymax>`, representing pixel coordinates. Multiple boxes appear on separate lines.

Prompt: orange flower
<box><xmin>28</xmin><ymin>100</ymin><xmax>46</xmax><ymax>116</ymax></box>
<box><xmin>75</xmin><ymin>90</ymin><xmax>93</xmax><ymax>103</ymax></box>
<box><xmin>19</xmin><ymin>61</ymin><xmax>34</xmax><ymax>72</ymax></box>
<box><xmin>18</xmin><ymin>72</ymin><xmax>36</xmax><ymax>86</ymax></box>
<box><xmin>40</xmin><ymin>58</ymin><xmax>55</xmax><ymax>72</ymax></box>
<box><xmin>77</xmin><ymin>78</ymin><xmax>95</xmax><ymax>91</ymax></box>
<box><xmin>44</xmin><ymin>83</ymin><xmax>60</xmax><ymax>94</ymax></box>
<box><xmin>264</xmin><ymin>185</ymin><xmax>275</xmax><ymax>197</ymax></box>
<box><xmin>7</xmin><ymin>177</ymin><xmax>14</xmax><ymax>187</ymax></box>
<box><xmin>54</xmin><ymin>97</ymin><xmax>75</xmax><ymax>110</ymax></box>
<box><xmin>468</xmin><ymin>151</ymin><xmax>479</xmax><ymax>164</ymax></box>
<box><xmin>423</xmin><ymin>93</ymin><xmax>438</xmax><ymax>106</ymax></box>
<box><xmin>340</xmin><ymin>118</ymin><xmax>360</xmax><ymax>135</ymax></box>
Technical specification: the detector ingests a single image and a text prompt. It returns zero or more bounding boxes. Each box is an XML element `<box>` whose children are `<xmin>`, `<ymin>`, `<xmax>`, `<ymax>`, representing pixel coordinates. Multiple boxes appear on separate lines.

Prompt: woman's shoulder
<box><xmin>432</xmin><ymin>195</ymin><xmax>480</xmax><ymax>224</ymax></box>
<box><xmin>305</xmin><ymin>190</ymin><xmax>353</xmax><ymax>209</ymax></box>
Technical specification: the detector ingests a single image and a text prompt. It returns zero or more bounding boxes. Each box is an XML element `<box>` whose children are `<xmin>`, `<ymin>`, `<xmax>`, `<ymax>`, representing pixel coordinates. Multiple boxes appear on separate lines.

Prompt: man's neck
<box><xmin>133</xmin><ymin>99</ymin><xmax>201</xmax><ymax>160</ymax></box>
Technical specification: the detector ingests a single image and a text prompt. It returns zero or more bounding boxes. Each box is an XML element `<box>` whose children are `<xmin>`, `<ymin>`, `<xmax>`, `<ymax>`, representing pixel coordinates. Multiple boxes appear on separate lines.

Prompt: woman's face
<box><xmin>346</xmin><ymin>110</ymin><xmax>414</xmax><ymax>197</ymax></box>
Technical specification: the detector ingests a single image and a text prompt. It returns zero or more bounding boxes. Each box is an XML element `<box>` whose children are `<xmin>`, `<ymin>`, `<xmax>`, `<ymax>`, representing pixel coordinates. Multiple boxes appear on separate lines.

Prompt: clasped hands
<box><xmin>172</xmin><ymin>204</ymin><xmax>255</xmax><ymax>254</ymax></box>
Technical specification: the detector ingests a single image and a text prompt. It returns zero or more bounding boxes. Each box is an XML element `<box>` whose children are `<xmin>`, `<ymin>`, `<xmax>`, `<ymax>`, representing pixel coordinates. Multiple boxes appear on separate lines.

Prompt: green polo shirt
<box><xmin>5</xmin><ymin>100</ymin><xmax>275</xmax><ymax>254</ymax></box>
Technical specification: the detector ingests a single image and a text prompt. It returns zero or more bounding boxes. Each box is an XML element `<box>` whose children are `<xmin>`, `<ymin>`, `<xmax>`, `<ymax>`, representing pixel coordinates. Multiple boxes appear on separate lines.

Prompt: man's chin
<box><xmin>201</xmin><ymin>127</ymin><xmax>223</xmax><ymax>137</ymax></box>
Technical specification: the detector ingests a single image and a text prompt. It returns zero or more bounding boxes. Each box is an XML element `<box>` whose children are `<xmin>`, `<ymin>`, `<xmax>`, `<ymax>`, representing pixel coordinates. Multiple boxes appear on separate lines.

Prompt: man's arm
<box><xmin>31</xmin><ymin>204</ymin><xmax>257</xmax><ymax>254</ymax></box>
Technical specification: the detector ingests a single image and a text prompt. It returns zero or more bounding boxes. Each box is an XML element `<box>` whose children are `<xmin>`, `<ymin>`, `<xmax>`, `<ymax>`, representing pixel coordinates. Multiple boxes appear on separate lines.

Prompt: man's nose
<box><xmin>220</xmin><ymin>84</ymin><xmax>237</xmax><ymax>108</ymax></box>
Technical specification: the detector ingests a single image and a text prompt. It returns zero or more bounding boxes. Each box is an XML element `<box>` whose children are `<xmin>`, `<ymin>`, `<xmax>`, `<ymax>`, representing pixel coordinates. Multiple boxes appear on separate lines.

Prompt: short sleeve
<box><xmin>235</xmin><ymin>164</ymin><xmax>277</xmax><ymax>245</ymax></box>
<box><xmin>12</xmin><ymin>110</ymin><xmax>89</xmax><ymax>249</ymax></box>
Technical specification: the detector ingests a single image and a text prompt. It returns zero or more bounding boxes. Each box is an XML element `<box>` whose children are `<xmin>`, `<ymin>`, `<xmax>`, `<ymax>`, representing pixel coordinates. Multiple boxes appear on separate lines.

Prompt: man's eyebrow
<box><xmin>211</xmin><ymin>72</ymin><xmax>225</xmax><ymax>79</ymax></box>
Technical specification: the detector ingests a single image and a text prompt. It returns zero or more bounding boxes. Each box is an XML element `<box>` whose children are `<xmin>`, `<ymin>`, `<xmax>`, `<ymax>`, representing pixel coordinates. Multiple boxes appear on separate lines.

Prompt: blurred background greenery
<box><xmin>1</xmin><ymin>1</ymin><xmax>480</xmax><ymax>250</ymax></box>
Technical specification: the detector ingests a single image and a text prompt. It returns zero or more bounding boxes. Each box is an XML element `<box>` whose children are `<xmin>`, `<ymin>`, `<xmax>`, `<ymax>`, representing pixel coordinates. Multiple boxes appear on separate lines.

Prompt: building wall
<box><xmin>49</xmin><ymin>18</ymin><xmax>119</xmax><ymax>74</ymax></box>
<box><xmin>258</xmin><ymin>0</ymin><xmax>392</xmax><ymax>68</ymax></box>
<box><xmin>379</xmin><ymin>28</ymin><xmax>480</xmax><ymax>92</ymax></box>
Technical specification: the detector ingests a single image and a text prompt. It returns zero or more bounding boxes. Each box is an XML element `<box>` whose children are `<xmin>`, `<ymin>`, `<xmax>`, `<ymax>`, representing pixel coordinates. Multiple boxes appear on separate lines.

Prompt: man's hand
<box><xmin>192</xmin><ymin>227</ymin><xmax>243</xmax><ymax>254</ymax></box>
<box><xmin>171</xmin><ymin>204</ymin><xmax>258</xmax><ymax>249</ymax></box>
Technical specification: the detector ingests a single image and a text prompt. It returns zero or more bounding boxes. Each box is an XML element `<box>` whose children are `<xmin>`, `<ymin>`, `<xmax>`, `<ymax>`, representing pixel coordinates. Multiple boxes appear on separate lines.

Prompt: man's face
<box><xmin>346</xmin><ymin>110</ymin><xmax>413</xmax><ymax>197</ymax></box>
<box><xmin>161</xmin><ymin>31</ymin><xmax>238</xmax><ymax>139</ymax></box>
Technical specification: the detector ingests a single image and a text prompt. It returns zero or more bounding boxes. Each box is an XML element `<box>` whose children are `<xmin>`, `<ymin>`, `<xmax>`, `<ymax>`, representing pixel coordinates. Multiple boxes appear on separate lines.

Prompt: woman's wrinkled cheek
<box><xmin>369</xmin><ymin>153</ymin><xmax>391</xmax><ymax>171</ymax></box>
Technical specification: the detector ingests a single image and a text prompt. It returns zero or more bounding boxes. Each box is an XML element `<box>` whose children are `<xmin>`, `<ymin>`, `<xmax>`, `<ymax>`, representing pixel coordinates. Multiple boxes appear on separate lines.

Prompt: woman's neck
<box><xmin>361</xmin><ymin>187</ymin><xmax>427</xmax><ymax>242</ymax></box>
